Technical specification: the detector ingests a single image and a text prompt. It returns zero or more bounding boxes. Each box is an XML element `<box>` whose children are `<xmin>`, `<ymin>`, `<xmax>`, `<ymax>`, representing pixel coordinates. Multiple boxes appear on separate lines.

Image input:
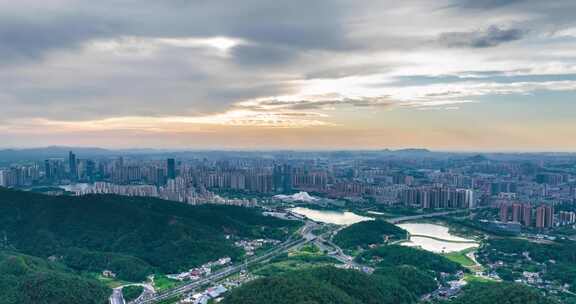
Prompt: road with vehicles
<box><xmin>110</xmin><ymin>288</ymin><xmax>125</xmax><ymax>304</ymax></box>
<box><xmin>131</xmin><ymin>221</ymin><xmax>317</xmax><ymax>304</ymax></box>
<box><xmin>115</xmin><ymin>209</ymin><xmax>460</xmax><ymax>304</ymax></box>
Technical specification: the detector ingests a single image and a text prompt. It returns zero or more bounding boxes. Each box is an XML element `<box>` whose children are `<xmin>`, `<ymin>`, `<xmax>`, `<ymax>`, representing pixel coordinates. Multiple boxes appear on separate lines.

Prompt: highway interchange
<box><xmin>131</xmin><ymin>220</ymin><xmax>319</xmax><ymax>304</ymax></box>
<box><xmin>112</xmin><ymin>209</ymin><xmax>458</xmax><ymax>304</ymax></box>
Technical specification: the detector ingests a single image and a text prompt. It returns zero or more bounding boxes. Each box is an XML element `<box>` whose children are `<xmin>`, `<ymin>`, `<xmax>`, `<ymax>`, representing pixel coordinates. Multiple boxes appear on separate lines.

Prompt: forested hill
<box><xmin>449</xmin><ymin>281</ymin><xmax>556</xmax><ymax>304</ymax></box>
<box><xmin>223</xmin><ymin>267</ymin><xmax>554</xmax><ymax>304</ymax></box>
<box><xmin>333</xmin><ymin>220</ymin><xmax>407</xmax><ymax>250</ymax></box>
<box><xmin>0</xmin><ymin>251</ymin><xmax>110</xmax><ymax>304</ymax></box>
<box><xmin>0</xmin><ymin>187</ymin><xmax>299</xmax><ymax>281</ymax></box>
<box><xmin>222</xmin><ymin>266</ymin><xmax>427</xmax><ymax>304</ymax></box>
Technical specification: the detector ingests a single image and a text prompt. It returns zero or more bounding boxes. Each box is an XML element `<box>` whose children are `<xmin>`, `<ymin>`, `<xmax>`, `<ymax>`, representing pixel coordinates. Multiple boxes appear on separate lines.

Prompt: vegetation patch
<box><xmin>0</xmin><ymin>251</ymin><xmax>111</xmax><ymax>304</ymax></box>
<box><xmin>254</xmin><ymin>248</ymin><xmax>339</xmax><ymax>277</ymax></box>
<box><xmin>448</xmin><ymin>281</ymin><xmax>556</xmax><ymax>304</ymax></box>
<box><xmin>0</xmin><ymin>188</ymin><xmax>299</xmax><ymax>281</ymax></box>
<box><xmin>153</xmin><ymin>275</ymin><xmax>181</xmax><ymax>292</ymax></box>
<box><xmin>122</xmin><ymin>285</ymin><xmax>144</xmax><ymax>302</ymax></box>
<box><xmin>357</xmin><ymin>245</ymin><xmax>465</xmax><ymax>275</ymax></box>
<box><xmin>333</xmin><ymin>220</ymin><xmax>407</xmax><ymax>250</ymax></box>
<box><xmin>443</xmin><ymin>249</ymin><xmax>477</xmax><ymax>268</ymax></box>
<box><xmin>223</xmin><ymin>267</ymin><xmax>421</xmax><ymax>304</ymax></box>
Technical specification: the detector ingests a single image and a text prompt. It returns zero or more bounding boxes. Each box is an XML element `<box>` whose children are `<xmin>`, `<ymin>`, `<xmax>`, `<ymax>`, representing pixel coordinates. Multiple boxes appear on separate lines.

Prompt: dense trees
<box><xmin>225</xmin><ymin>253</ymin><xmax>553</xmax><ymax>304</ymax></box>
<box><xmin>373</xmin><ymin>265</ymin><xmax>437</xmax><ymax>296</ymax></box>
<box><xmin>0</xmin><ymin>188</ymin><xmax>299</xmax><ymax>281</ymax></box>
<box><xmin>62</xmin><ymin>248</ymin><xmax>154</xmax><ymax>282</ymax></box>
<box><xmin>333</xmin><ymin>220</ymin><xmax>407</xmax><ymax>250</ymax></box>
<box><xmin>122</xmin><ymin>285</ymin><xmax>144</xmax><ymax>302</ymax></box>
<box><xmin>481</xmin><ymin>238</ymin><xmax>576</xmax><ymax>288</ymax></box>
<box><xmin>449</xmin><ymin>282</ymin><xmax>556</xmax><ymax>304</ymax></box>
<box><xmin>485</xmin><ymin>238</ymin><xmax>576</xmax><ymax>265</ymax></box>
<box><xmin>222</xmin><ymin>267</ymin><xmax>419</xmax><ymax>304</ymax></box>
<box><xmin>357</xmin><ymin>245</ymin><xmax>464</xmax><ymax>275</ymax></box>
<box><xmin>0</xmin><ymin>251</ymin><xmax>110</xmax><ymax>304</ymax></box>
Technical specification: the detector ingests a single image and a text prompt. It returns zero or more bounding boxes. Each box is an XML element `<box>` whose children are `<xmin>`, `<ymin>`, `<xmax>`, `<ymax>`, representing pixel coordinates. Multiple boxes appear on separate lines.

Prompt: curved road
<box><xmin>118</xmin><ymin>210</ymin><xmax>463</xmax><ymax>304</ymax></box>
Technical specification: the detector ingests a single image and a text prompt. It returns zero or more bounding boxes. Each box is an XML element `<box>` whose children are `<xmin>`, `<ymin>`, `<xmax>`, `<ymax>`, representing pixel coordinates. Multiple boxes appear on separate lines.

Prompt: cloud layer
<box><xmin>0</xmin><ymin>0</ymin><xmax>575</xmax><ymax>150</ymax></box>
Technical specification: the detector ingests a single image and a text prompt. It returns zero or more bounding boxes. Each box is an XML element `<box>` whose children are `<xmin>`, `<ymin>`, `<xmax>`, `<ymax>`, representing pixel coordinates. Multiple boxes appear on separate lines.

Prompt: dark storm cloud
<box><xmin>0</xmin><ymin>14</ymin><xmax>119</xmax><ymax>64</ymax></box>
<box><xmin>1</xmin><ymin>0</ymin><xmax>576</xmax><ymax>128</ymax></box>
<box><xmin>0</xmin><ymin>0</ymin><xmax>346</xmax><ymax>65</ymax></box>
<box><xmin>0</xmin><ymin>0</ymin><xmax>344</xmax><ymax>118</ymax></box>
<box><xmin>156</xmin><ymin>0</ymin><xmax>346</xmax><ymax>49</ymax></box>
<box><xmin>438</xmin><ymin>26</ymin><xmax>525</xmax><ymax>48</ymax></box>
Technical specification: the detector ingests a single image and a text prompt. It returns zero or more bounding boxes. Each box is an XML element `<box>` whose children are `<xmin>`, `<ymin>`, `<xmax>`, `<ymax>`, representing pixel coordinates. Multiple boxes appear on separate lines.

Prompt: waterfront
<box><xmin>398</xmin><ymin>222</ymin><xmax>479</xmax><ymax>253</ymax></box>
<box><xmin>289</xmin><ymin>207</ymin><xmax>373</xmax><ymax>225</ymax></box>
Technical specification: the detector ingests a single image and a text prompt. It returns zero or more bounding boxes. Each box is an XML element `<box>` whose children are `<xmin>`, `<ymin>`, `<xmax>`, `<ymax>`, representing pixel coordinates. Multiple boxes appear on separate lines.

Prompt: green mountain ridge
<box><xmin>0</xmin><ymin>187</ymin><xmax>299</xmax><ymax>281</ymax></box>
<box><xmin>333</xmin><ymin>220</ymin><xmax>407</xmax><ymax>250</ymax></box>
<box><xmin>0</xmin><ymin>251</ymin><xmax>110</xmax><ymax>304</ymax></box>
<box><xmin>222</xmin><ymin>266</ymin><xmax>425</xmax><ymax>304</ymax></box>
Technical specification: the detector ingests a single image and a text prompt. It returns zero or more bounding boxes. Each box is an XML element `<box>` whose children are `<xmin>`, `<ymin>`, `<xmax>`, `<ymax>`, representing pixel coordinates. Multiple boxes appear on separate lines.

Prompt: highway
<box><xmin>133</xmin><ymin>221</ymin><xmax>317</xmax><ymax>304</ymax></box>
<box><xmin>110</xmin><ymin>288</ymin><xmax>125</xmax><ymax>304</ymax></box>
<box><xmin>120</xmin><ymin>210</ymin><xmax>459</xmax><ymax>304</ymax></box>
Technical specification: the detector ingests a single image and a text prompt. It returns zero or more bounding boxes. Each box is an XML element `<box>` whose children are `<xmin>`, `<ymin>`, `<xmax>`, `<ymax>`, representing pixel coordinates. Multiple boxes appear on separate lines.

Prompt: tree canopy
<box><xmin>0</xmin><ymin>188</ymin><xmax>299</xmax><ymax>281</ymax></box>
<box><xmin>222</xmin><ymin>267</ymin><xmax>421</xmax><ymax>304</ymax></box>
<box><xmin>333</xmin><ymin>220</ymin><xmax>407</xmax><ymax>250</ymax></box>
<box><xmin>0</xmin><ymin>251</ymin><xmax>110</xmax><ymax>304</ymax></box>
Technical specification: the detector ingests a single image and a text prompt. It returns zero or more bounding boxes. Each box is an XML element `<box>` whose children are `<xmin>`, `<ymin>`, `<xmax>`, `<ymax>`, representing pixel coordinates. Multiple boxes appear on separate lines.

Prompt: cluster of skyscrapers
<box><xmin>498</xmin><ymin>202</ymin><xmax>576</xmax><ymax>229</ymax></box>
<box><xmin>400</xmin><ymin>187</ymin><xmax>476</xmax><ymax>209</ymax></box>
<box><xmin>1</xmin><ymin>150</ymin><xmax>575</xmax><ymax>232</ymax></box>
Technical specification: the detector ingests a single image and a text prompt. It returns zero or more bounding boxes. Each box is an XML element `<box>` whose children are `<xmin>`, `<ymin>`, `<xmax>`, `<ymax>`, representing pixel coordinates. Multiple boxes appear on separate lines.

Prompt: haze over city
<box><xmin>1</xmin><ymin>0</ymin><xmax>575</xmax><ymax>151</ymax></box>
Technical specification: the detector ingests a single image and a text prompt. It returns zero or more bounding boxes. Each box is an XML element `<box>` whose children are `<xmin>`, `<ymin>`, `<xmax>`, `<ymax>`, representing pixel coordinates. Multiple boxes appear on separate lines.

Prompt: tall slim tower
<box><xmin>44</xmin><ymin>160</ymin><xmax>52</xmax><ymax>181</ymax></box>
<box><xmin>68</xmin><ymin>151</ymin><xmax>78</xmax><ymax>181</ymax></box>
<box><xmin>167</xmin><ymin>158</ymin><xmax>176</xmax><ymax>180</ymax></box>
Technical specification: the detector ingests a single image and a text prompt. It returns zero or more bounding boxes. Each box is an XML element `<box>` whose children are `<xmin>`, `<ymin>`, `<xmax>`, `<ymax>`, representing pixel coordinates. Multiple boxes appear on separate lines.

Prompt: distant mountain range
<box><xmin>0</xmin><ymin>146</ymin><xmax>574</xmax><ymax>162</ymax></box>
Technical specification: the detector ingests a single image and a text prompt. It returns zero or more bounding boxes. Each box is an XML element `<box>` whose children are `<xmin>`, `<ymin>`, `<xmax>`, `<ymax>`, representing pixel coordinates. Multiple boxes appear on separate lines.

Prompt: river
<box><xmin>397</xmin><ymin>222</ymin><xmax>479</xmax><ymax>253</ymax></box>
<box><xmin>289</xmin><ymin>207</ymin><xmax>373</xmax><ymax>225</ymax></box>
<box><xmin>288</xmin><ymin>208</ymin><xmax>478</xmax><ymax>253</ymax></box>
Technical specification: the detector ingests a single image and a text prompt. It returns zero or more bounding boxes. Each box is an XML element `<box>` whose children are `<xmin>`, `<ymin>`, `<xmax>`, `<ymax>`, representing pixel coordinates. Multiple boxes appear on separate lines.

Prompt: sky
<box><xmin>0</xmin><ymin>0</ymin><xmax>575</xmax><ymax>151</ymax></box>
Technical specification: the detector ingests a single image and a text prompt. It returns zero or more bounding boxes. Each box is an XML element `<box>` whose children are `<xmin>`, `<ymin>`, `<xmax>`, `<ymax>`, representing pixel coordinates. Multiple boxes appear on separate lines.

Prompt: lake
<box><xmin>397</xmin><ymin>222</ymin><xmax>479</xmax><ymax>253</ymax></box>
<box><xmin>289</xmin><ymin>207</ymin><xmax>373</xmax><ymax>225</ymax></box>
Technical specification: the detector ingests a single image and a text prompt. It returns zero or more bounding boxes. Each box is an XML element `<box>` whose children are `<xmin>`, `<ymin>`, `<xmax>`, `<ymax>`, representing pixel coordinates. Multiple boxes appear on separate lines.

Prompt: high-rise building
<box><xmin>499</xmin><ymin>204</ymin><xmax>509</xmax><ymax>223</ymax></box>
<box><xmin>0</xmin><ymin>170</ymin><xmax>6</xmax><ymax>187</ymax></box>
<box><xmin>86</xmin><ymin>160</ymin><xmax>96</xmax><ymax>182</ymax></box>
<box><xmin>535</xmin><ymin>206</ymin><xmax>545</xmax><ymax>228</ymax></box>
<box><xmin>490</xmin><ymin>182</ymin><xmax>517</xmax><ymax>195</ymax></box>
<box><xmin>512</xmin><ymin>203</ymin><xmax>522</xmax><ymax>223</ymax></box>
<box><xmin>69</xmin><ymin>151</ymin><xmax>78</xmax><ymax>181</ymax></box>
<box><xmin>44</xmin><ymin>160</ymin><xmax>52</xmax><ymax>181</ymax></box>
<box><xmin>545</xmin><ymin>205</ymin><xmax>554</xmax><ymax>227</ymax></box>
<box><xmin>559</xmin><ymin>211</ymin><xmax>576</xmax><ymax>226</ymax></box>
<box><xmin>522</xmin><ymin>204</ymin><xmax>532</xmax><ymax>227</ymax></box>
<box><xmin>167</xmin><ymin>158</ymin><xmax>176</xmax><ymax>180</ymax></box>
<box><xmin>399</xmin><ymin>187</ymin><xmax>474</xmax><ymax>210</ymax></box>
<box><xmin>282</xmin><ymin>164</ymin><xmax>293</xmax><ymax>193</ymax></box>
<box><xmin>156</xmin><ymin>167</ymin><xmax>167</xmax><ymax>186</ymax></box>
<box><xmin>535</xmin><ymin>205</ymin><xmax>554</xmax><ymax>229</ymax></box>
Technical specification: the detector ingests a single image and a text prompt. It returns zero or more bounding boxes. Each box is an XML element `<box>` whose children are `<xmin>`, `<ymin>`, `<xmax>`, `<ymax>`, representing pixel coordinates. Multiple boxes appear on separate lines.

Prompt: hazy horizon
<box><xmin>2</xmin><ymin>145</ymin><xmax>576</xmax><ymax>154</ymax></box>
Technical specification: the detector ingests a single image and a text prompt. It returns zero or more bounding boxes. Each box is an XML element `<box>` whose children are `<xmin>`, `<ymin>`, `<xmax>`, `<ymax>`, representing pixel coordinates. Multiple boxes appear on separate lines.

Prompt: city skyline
<box><xmin>1</xmin><ymin>1</ymin><xmax>576</xmax><ymax>151</ymax></box>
